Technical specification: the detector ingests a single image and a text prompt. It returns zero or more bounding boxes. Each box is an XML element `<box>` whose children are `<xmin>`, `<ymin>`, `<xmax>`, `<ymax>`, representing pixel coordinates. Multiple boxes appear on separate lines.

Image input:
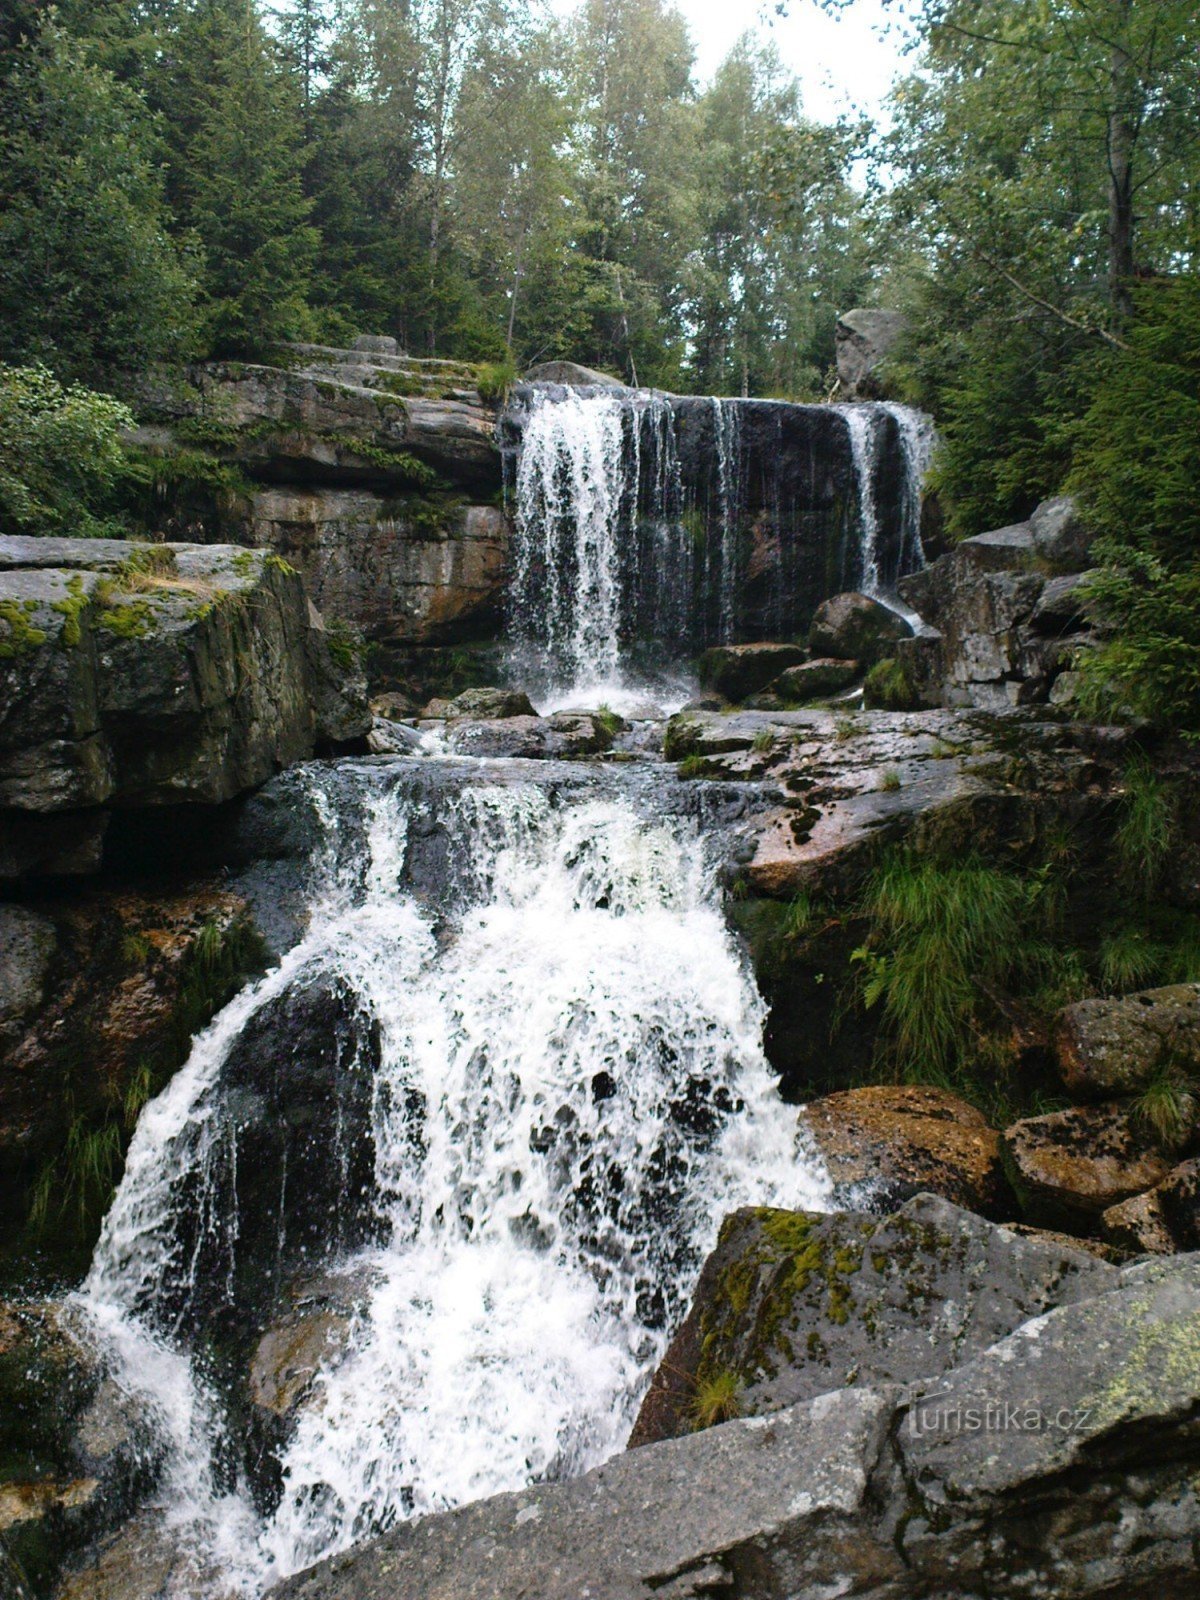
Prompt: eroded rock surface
<box><xmin>1056</xmin><ymin>983</ymin><xmax>1200</xmax><ymax>1099</ymax></box>
<box><xmin>1002</xmin><ymin>1101</ymin><xmax>1174</xmax><ymax>1228</ymax></box>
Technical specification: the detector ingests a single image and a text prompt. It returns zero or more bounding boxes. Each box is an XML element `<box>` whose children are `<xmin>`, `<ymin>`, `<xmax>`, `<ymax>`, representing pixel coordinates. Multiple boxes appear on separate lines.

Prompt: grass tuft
<box><xmin>691</xmin><ymin>1368</ymin><xmax>742</xmax><ymax>1430</ymax></box>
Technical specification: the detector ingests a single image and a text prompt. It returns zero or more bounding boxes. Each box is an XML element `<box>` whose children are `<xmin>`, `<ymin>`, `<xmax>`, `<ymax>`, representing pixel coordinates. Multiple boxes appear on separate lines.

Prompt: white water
<box><xmin>76</xmin><ymin>767</ymin><xmax>828</xmax><ymax>1593</ymax></box>
<box><xmin>843</xmin><ymin>405</ymin><xmax>884</xmax><ymax>596</ymax></box>
<box><xmin>882</xmin><ymin>402</ymin><xmax>936</xmax><ymax>574</ymax></box>
<box><xmin>711</xmin><ymin>397</ymin><xmax>743</xmax><ymax>643</ymax></box>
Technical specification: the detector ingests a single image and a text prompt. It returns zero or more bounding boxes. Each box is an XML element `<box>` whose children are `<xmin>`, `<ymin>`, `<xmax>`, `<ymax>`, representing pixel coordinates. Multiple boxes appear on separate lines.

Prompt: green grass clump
<box><xmin>1134</xmin><ymin>1063</ymin><xmax>1196</xmax><ymax>1152</ymax></box>
<box><xmin>880</xmin><ymin>769</ymin><xmax>902</xmax><ymax>792</ymax></box>
<box><xmin>751</xmin><ymin>728</ymin><xmax>775</xmax><ymax>754</ymax></box>
<box><xmin>1116</xmin><ymin>753</ymin><xmax>1177</xmax><ymax>893</ymax></box>
<box><xmin>476</xmin><ymin>357</ymin><xmax>518</xmax><ymax>405</ymax></box>
<box><xmin>863</xmin><ymin>658</ymin><xmax>920</xmax><ymax>711</ymax></box>
<box><xmin>854</xmin><ymin>850</ymin><xmax>1055</xmax><ymax>1084</ymax></box>
<box><xmin>678</xmin><ymin>754</ymin><xmax>711</xmax><ymax>779</ymax></box>
<box><xmin>690</xmin><ymin>1368</ymin><xmax>742</xmax><ymax>1430</ymax></box>
<box><xmin>595</xmin><ymin>703</ymin><xmax>624</xmax><ymax>739</ymax></box>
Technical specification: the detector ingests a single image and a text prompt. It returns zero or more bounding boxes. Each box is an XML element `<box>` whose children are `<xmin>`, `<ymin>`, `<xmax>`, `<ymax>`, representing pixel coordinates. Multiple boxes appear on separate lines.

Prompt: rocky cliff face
<box><xmin>131</xmin><ymin>344</ymin><xmax>510</xmax><ymax>663</ymax></box>
<box><xmin>0</xmin><ymin>536</ymin><xmax>367</xmax><ymax>879</ymax></box>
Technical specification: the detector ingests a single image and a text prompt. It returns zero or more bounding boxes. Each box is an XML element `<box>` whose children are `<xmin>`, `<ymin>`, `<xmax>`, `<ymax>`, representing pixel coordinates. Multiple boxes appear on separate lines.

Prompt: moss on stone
<box><xmin>0</xmin><ymin>598</ymin><xmax>49</xmax><ymax>657</ymax></box>
<box><xmin>50</xmin><ymin>575</ymin><xmax>89</xmax><ymax>647</ymax></box>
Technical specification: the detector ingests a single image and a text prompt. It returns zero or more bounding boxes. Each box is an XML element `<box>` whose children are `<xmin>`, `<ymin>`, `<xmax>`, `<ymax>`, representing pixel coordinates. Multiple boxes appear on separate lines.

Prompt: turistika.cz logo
<box><xmin>907</xmin><ymin>1395</ymin><xmax>1093</xmax><ymax>1438</ymax></box>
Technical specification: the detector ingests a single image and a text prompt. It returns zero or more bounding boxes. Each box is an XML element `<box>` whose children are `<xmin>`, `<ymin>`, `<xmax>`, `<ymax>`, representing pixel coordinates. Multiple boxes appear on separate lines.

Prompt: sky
<box><xmin>683</xmin><ymin>0</ymin><xmax>909</xmax><ymax>121</ymax></box>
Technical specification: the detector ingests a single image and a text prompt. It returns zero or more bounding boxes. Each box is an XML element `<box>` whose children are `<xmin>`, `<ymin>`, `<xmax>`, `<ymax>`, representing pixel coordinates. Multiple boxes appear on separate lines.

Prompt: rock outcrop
<box><xmin>896</xmin><ymin>496</ymin><xmax>1100</xmax><ymax>709</ymax></box>
<box><xmin>808</xmin><ymin>590</ymin><xmax>912</xmax><ymax>664</ymax></box>
<box><xmin>835</xmin><ymin>308</ymin><xmax>907</xmax><ymax>399</ymax></box>
<box><xmin>268</xmin><ymin>1196</ymin><xmax>1200</xmax><ymax>1600</ymax></box>
<box><xmin>0</xmin><ymin>536</ymin><xmax>366</xmax><ymax>878</ymax></box>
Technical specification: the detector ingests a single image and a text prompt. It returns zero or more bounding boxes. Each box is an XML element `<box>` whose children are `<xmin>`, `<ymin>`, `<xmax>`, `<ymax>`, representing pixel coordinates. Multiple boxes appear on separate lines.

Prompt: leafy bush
<box><xmin>0</xmin><ymin>364</ymin><xmax>134</xmax><ymax>536</ymax></box>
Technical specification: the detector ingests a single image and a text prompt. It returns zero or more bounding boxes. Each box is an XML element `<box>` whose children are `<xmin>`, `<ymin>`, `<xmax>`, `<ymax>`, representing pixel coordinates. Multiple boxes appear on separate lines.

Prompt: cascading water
<box><xmin>842</xmin><ymin>405</ymin><xmax>884</xmax><ymax>596</ymax></box>
<box><xmin>76</xmin><ymin>761</ymin><xmax>829</xmax><ymax>1594</ymax></box>
<box><xmin>503</xmin><ymin>384</ymin><xmax>934</xmax><ymax>699</ymax></box>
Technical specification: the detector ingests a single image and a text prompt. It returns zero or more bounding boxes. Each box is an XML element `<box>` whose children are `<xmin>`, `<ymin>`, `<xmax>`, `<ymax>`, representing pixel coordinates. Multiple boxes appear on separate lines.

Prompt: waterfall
<box><xmin>75</xmin><ymin>762</ymin><xmax>828</xmax><ymax>1594</ymax></box>
<box><xmin>711</xmin><ymin>397</ymin><xmax>743</xmax><ymax>643</ymax></box>
<box><xmin>506</xmin><ymin>386</ymin><xmax>934</xmax><ymax>699</ymax></box>
<box><xmin>842</xmin><ymin>405</ymin><xmax>884</xmax><ymax>596</ymax></box>
<box><xmin>882</xmin><ymin>402</ymin><xmax>936</xmax><ymax>573</ymax></box>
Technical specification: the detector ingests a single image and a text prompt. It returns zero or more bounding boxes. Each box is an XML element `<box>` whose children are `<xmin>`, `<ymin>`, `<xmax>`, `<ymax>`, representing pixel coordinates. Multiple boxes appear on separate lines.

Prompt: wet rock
<box><xmin>1030</xmin><ymin>570</ymin><xmax>1100</xmax><ymax>633</ymax></box>
<box><xmin>265</xmin><ymin>1200</ymin><xmax>1200</xmax><ymax>1600</ymax></box>
<box><xmin>697</xmin><ymin>643</ymin><xmax>806</xmax><ymax>702</ymax></box>
<box><xmin>0</xmin><ymin>1303</ymin><xmax>155</xmax><ymax>1597</ymax></box>
<box><xmin>801</xmin><ymin>1084</ymin><xmax>1013</xmax><ymax>1217</ymax></box>
<box><xmin>835</xmin><ymin>308</ymin><xmax>907</xmax><ymax>399</ymax></box>
<box><xmin>365</xmin><ymin>716</ymin><xmax>422</xmax><ymax>755</ymax></box>
<box><xmin>1055</xmin><ymin>983</ymin><xmax>1200</xmax><ymax>1100</ymax></box>
<box><xmin>630</xmin><ymin>1194</ymin><xmax>1112</xmax><ymax>1448</ymax></box>
<box><xmin>0</xmin><ymin>906</ymin><xmax>57</xmax><ymax>1048</ymax></box>
<box><xmin>808</xmin><ymin>591</ymin><xmax>911</xmax><ymax>665</ymax></box>
<box><xmin>1002</xmin><ymin>1101</ymin><xmax>1174</xmax><ymax>1228</ymax></box>
<box><xmin>545</xmin><ymin>710</ymin><xmax>618</xmax><ymax>754</ymax></box>
<box><xmin>768</xmin><ymin>658</ymin><xmax>861</xmax><ymax>703</ymax></box>
<box><xmin>1029</xmin><ymin>494</ymin><xmax>1096</xmax><ymax>571</ymax></box>
<box><xmin>53</xmin><ymin>1511</ymin><xmax>241</xmax><ymax>1600</ymax></box>
<box><xmin>249</xmin><ymin>1270</ymin><xmax>370</xmax><ymax>1429</ymax></box>
<box><xmin>445</xmin><ymin>714</ymin><xmax>549</xmax><ymax>758</ymax></box>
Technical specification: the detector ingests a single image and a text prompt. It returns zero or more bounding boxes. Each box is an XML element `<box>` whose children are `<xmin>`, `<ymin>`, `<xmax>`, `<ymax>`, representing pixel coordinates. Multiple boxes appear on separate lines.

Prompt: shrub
<box><xmin>476</xmin><ymin>356</ymin><xmax>519</xmax><ymax>405</ymax></box>
<box><xmin>0</xmin><ymin>364</ymin><xmax>134</xmax><ymax>536</ymax></box>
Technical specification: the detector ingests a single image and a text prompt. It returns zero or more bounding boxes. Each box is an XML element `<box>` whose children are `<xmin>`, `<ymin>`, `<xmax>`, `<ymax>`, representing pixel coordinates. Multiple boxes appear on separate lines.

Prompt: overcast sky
<box><xmin>685</xmin><ymin>0</ymin><xmax>908</xmax><ymax>120</ymax></box>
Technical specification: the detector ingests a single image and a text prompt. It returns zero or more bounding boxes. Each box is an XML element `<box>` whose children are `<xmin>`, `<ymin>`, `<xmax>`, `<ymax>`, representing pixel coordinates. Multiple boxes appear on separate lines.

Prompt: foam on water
<box><xmin>76</xmin><ymin>767</ymin><xmax>829</xmax><ymax>1593</ymax></box>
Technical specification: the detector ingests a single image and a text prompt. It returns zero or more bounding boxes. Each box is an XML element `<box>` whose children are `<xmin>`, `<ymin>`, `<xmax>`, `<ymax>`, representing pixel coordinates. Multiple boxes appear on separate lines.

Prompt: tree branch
<box><xmin>972</xmin><ymin>248</ymin><xmax>1130</xmax><ymax>349</ymax></box>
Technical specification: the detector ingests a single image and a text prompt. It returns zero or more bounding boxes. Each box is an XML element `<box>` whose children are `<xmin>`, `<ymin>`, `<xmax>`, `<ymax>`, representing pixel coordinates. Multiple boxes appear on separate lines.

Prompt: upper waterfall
<box><xmin>501</xmin><ymin>384</ymin><xmax>935</xmax><ymax>700</ymax></box>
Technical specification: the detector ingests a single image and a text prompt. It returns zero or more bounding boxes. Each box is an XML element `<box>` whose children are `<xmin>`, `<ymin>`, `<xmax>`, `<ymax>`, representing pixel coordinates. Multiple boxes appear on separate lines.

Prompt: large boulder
<box><xmin>801</xmin><ymin>1085</ymin><xmax>1013</xmax><ymax>1217</ymax></box>
<box><xmin>766</xmin><ymin>658</ymin><xmax>861</xmax><ymax>704</ymax></box>
<box><xmin>439</xmin><ymin>686</ymin><xmax>536</xmax><ymax>720</ymax></box>
<box><xmin>808</xmin><ymin>592</ymin><xmax>911</xmax><ymax>666</ymax></box>
<box><xmin>267</xmin><ymin>1203</ymin><xmax>1200</xmax><ymax>1600</ymax></box>
<box><xmin>835</xmin><ymin>308</ymin><xmax>907</xmax><ymax>399</ymax></box>
<box><xmin>629</xmin><ymin>1194</ymin><xmax>1110</xmax><ymax>1448</ymax></box>
<box><xmin>1002</xmin><ymin>1101</ymin><xmax>1174</xmax><ymax>1228</ymax></box>
<box><xmin>697</xmin><ymin>643</ymin><xmax>807</xmax><ymax>702</ymax></box>
<box><xmin>1029</xmin><ymin>494</ymin><xmax>1096</xmax><ymax>572</ymax></box>
<box><xmin>1055</xmin><ymin>983</ymin><xmax>1200</xmax><ymax>1099</ymax></box>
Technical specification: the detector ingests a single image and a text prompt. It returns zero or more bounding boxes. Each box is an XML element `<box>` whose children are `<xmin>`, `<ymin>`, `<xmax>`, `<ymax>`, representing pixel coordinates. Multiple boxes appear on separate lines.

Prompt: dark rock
<box><xmin>0</xmin><ymin>906</ymin><xmax>57</xmax><ymax>1047</ymax></box>
<box><xmin>1154</xmin><ymin>1156</ymin><xmax>1200</xmax><ymax>1249</ymax></box>
<box><xmin>248</xmin><ymin>489</ymin><xmax>509</xmax><ymax>646</ymax></box>
<box><xmin>1002</xmin><ymin>1101</ymin><xmax>1174</xmax><ymax>1228</ymax></box>
<box><xmin>1056</xmin><ymin>983</ymin><xmax>1200</xmax><ymax>1100</ymax></box>
<box><xmin>1030</xmin><ymin>570</ymin><xmax>1100</xmax><ymax>634</ymax></box>
<box><xmin>835</xmin><ymin>308</ymin><xmax>907</xmax><ymax>399</ymax></box>
<box><xmin>801</xmin><ymin>1085</ymin><xmax>1013</xmax><ymax>1217</ymax></box>
<box><xmin>1029</xmin><ymin>494</ymin><xmax>1095</xmax><ymax>571</ymax></box>
<box><xmin>697</xmin><ymin>643</ymin><xmax>807</xmax><ymax>701</ymax></box>
<box><xmin>808</xmin><ymin>592</ymin><xmax>911</xmax><ymax>665</ymax></box>
<box><xmin>630</xmin><ymin>1194</ymin><xmax>1112</xmax><ymax>1448</ymax></box>
<box><xmin>769</xmin><ymin>658</ymin><xmax>861</xmax><ymax>703</ymax></box>
<box><xmin>444</xmin><ymin>715</ymin><xmax>550</xmax><ymax>758</ymax></box>
<box><xmin>365</xmin><ymin>717</ymin><xmax>422</xmax><ymax>755</ymax></box>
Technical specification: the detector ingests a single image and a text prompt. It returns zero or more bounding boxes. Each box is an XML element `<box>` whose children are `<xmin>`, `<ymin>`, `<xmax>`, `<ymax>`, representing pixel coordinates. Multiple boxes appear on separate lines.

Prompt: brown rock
<box><xmin>1101</xmin><ymin>1188</ymin><xmax>1175</xmax><ymax>1255</ymax></box>
<box><xmin>767</xmin><ymin>658</ymin><xmax>861</xmax><ymax>703</ymax></box>
<box><xmin>1002</xmin><ymin>1102</ymin><xmax>1173</xmax><ymax>1229</ymax></box>
<box><xmin>801</xmin><ymin>1084</ymin><xmax>1013</xmax><ymax>1219</ymax></box>
<box><xmin>1055</xmin><ymin>983</ymin><xmax>1200</xmax><ymax>1100</ymax></box>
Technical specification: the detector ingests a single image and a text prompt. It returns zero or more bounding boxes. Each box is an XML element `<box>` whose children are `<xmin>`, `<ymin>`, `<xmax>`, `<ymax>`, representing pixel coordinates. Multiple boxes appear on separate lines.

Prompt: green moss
<box><xmin>864</xmin><ymin>657</ymin><xmax>920</xmax><ymax>711</ymax></box>
<box><xmin>0</xmin><ymin>598</ymin><xmax>48</xmax><ymax>657</ymax></box>
<box><xmin>96</xmin><ymin>598</ymin><xmax>155</xmax><ymax>638</ymax></box>
<box><xmin>50</xmin><ymin>574</ymin><xmax>89</xmax><ymax>647</ymax></box>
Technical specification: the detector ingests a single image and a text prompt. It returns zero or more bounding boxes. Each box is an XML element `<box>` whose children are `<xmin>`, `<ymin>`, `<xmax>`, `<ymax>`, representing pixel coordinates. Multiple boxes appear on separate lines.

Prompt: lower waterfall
<box><xmin>75</xmin><ymin>761</ymin><xmax>829</xmax><ymax>1593</ymax></box>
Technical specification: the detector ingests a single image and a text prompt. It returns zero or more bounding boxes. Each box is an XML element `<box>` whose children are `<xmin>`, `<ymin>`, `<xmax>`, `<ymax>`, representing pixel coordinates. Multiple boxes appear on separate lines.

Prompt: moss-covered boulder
<box><xmin>697</xmin><ymin>643</ymin><xmax>807</xmax><ymax>702</ymax></box>
<box><xmin>629</xmin><ymin>1193</ymin><xmax>1114</xmax><ymax>1448</ymax></box>
<box><xmin>1055</xmin><ymin>983</ymin><xmax>1200</xmax><ymax>1100</ymax></box>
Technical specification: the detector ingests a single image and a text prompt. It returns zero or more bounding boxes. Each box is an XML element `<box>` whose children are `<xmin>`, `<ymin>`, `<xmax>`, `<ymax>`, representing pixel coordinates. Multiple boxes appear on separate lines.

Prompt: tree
<box><xmin>149</xmin><ymin>0</ymin><xmax>317</xmax><ymax>357</ymax></box>
<box><xmin>0</xmin><ymin>20</ymin><xmax>198</xmax><ymax>379</ymax></box>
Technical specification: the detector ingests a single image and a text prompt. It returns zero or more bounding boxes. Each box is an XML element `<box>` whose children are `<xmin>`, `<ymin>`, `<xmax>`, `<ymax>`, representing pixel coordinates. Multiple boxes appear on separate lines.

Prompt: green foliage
<box><xmin>1134</xmin><ymin>1064</ymin><xmax>1197</xmax><ymax>1154</ymax></box>
<box><xmin>475</xmin><ymin>358</ymin><xmax>518</xmax><ymax>405</ymax></box>
<box><xmin>1114</xmin><ymin>754</ymin><xmax>1178</xmax><ymax>891</ymax></box>
<box><xmin>864</xmin><ymin>659</ymin><xmax>919</xmax><ymax>713</ymax></box>
<box><xmin>594</xmin><ymin>704</ymin><xmax>624</xmax><ymax>739</ymax></box>
<box><xmin>678</xmin><ymin>754</ymin><xmax>710</xmax><ymax>779</ymax></box>
<box><xmin>854</xmin><ymin>850</ymin><xmax>1055</xmax><ymax>1084</ymax></box>
<box><xmin>323</xmin><ymin>618</ymin><xmax>363</xmax><ymax>672</ymax></box>
<box><xmin>751</xmin><ymin>728</ymin><xmax>775</xmax><ymax>754</ymax></box>
<box><xmin>1069</xmin><ymin>281</ymin><xmax>1200</xmax><ymax>737</ymax></box>
<box><xmin>0</xmin><ymin>364</ymin><xmax>133</xmax><ymax>537</ymax></box>
<box><xmin>0</xmin><ymin>21</ymin><xmax>198</xmax><ymax>379</ymax></box>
